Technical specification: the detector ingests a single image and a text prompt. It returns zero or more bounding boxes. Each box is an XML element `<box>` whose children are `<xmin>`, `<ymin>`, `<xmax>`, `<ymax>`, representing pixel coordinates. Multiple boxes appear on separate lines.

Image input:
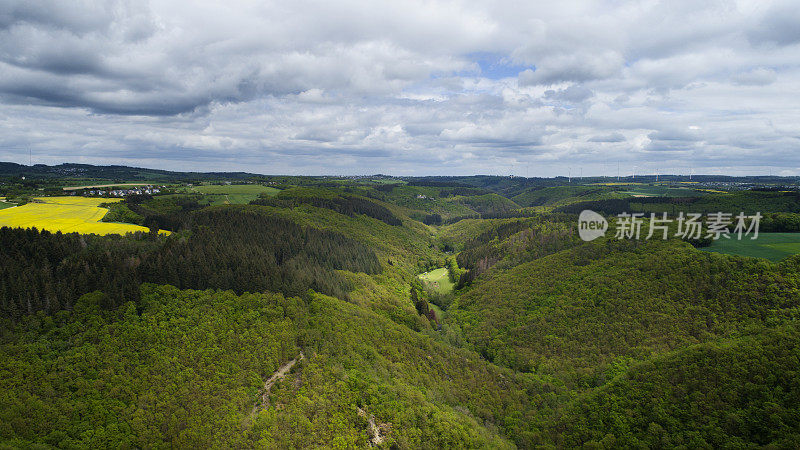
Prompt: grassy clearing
<box><xmin>366</xmin><ymin>179</ymin><xmax>406</xmax><ymax>185</ymax></box>
<box><xmin>701</xmin><ymin>232</ymin><xmax>800</xmax><ymax>262</ymax></box>
<box><xmin>0</xmin><ymin>198</ymin><xmax>14</xmax><ymax>210</ymax></box>
<box><xmin>620</xmin><ymin>185</ymin><xmax>705</xmax><ymax>197</ymax></box>
<box><xmin>0</xmin><ymin>196</ymin><xmax>168</xmax><ymax>236</ymax></box>
<box><xmin>188</xmin><ymin>184</ymin><xmax>280</xmax><ymax>195</ymax></box>
<box><xmin>429</xmin><ymin>302</ymin><xmax>445</xmax><ymax>320</ymax></box>
<box><xmin>419</xmin><ymin>267</ymin><xmax>454</xmax><ymax>294</ymax></box>
<box><xmin>184</xmin><ymin>184</ymin><xmax>280</xmax><ymax>205</ymax></box>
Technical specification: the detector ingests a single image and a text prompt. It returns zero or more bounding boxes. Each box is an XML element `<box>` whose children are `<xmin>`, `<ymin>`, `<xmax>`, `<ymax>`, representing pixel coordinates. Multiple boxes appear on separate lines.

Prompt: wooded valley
<box><xmin>2</xmin><ymin>168</ymin><xmax>800</xmax><ymax>448</ymax></box>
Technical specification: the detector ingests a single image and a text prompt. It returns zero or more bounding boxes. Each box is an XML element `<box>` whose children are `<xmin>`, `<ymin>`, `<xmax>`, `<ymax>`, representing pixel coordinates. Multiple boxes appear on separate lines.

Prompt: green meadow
<box><xmin>620</xmin><ymin>184</ymin><xmax>705</xmax><ymax>197</ymax></box>
<box><xmin>418</xmin><ymin>267</ymin><xmax>454</xmax><ymax>294</ymax></box>
<box><xmin>701</xmin><ymin>232</ymin><xmax>800</xmax><ymax>262</ymax></box>
<box><xmin>184</xmin><ymin>184</ymin><xmax>280</xmax><ymax>205</ymax></box>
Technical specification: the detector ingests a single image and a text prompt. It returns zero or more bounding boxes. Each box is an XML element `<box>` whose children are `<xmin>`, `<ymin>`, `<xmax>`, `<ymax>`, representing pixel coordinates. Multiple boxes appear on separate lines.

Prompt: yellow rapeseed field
<box><xmin>0</xmin><ymin>196</ymin><xmax>170</xmax><ymax>236</ymax></box>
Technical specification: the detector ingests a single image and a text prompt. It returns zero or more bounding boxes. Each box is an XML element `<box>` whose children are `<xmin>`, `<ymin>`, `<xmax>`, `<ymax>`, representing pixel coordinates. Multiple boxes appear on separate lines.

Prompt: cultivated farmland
<box><xmin>183</xmin><ymin>184</ymin><xmax>280</xmax><ymax>205</ymax></box>
<box><xmin>701</xmin><ymin>232</ymin><xmax>800</xmax><ymax>262</ymax></box>
<box><xmin>0</xmin><ymin>196</ymin><xmax>168</xmax><ymax>235</ymax></box>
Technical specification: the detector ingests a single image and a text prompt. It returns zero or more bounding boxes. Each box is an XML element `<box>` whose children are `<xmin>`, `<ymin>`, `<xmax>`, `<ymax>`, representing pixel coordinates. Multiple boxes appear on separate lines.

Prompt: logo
<box><xmin>578</xmin><ymin>209</ymin><xmax>608</xmax><ymax>241</ymax></box>
<box><xmin>575</xmin><ymin>210</ymin><xmax>761</xmax><ymax>242</ymax></box>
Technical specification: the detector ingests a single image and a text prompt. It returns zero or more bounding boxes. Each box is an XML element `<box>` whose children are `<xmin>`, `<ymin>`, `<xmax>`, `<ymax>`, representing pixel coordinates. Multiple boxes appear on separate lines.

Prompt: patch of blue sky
<box><xmin>468</xmin><ymin>52</ymin><xmax>534</xmax><ymax>79</ymax></box>
<box><xmin>427</xmin><ymin>52</ymin><xmax>534</xmax><ymax>80</ymax></box>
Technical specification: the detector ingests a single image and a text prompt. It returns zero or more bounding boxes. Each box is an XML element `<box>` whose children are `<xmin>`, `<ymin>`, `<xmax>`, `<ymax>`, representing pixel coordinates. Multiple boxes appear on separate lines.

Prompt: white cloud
<box><xmin>0</xmin><ymin>0</ymin><xmax>799</xmax><ymax>175</ymax></box>
<box><xmin>732</xmin><ymin>67</ymin><xmax>777</xmax><ymax>86</ymax></box>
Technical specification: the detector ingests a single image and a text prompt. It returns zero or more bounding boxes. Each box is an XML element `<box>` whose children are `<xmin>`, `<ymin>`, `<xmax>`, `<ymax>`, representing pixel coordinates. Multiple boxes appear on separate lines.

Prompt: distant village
<box><xmin>73</xmin><ymin>185</ymin><xmax>166</xmax><ymax>197</ymax></box>
<box><xmin>694</xmin><ymin>181</ymin><xmax>800</xmax><ymax>191</ymax></box>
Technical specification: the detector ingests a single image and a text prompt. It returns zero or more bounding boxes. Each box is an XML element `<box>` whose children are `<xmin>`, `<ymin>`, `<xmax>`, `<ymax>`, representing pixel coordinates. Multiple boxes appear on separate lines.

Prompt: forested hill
<box><xmin>439</xmin><ymin>219</ymin><xmax>800</xmax><ymax>447</ymax></box>
<box><xmin>0</xmin><ymin>208</ymin><xmax>383</xmax><ymax>317</ymax></box>
<box><xmin>0</xmin><ymin>162</ymin><xmax>258</xmax><ymax>182</ymax></box>
<box><xmin>2</xmin><ymin>161</ymin><xmax>798</xmax><ymax>190</ymax></box>
<box><xmin>0</xmin><ymin>286</ymin><xmax>536</xmax><ymax>447</ymax></box>
<box><xmin>448</xmin><ymin>238</ymin><xmax>800</xmax><ymax>376</ymax></box>
<box><xmin>552</xmin><ymin>323</ymin><xmax>800</xmax><ymax>447</ymax></box>
<box><xmin>3</xmin><ymin>171</ymin><xmax>800</xmax><ymax>447</ymax></box>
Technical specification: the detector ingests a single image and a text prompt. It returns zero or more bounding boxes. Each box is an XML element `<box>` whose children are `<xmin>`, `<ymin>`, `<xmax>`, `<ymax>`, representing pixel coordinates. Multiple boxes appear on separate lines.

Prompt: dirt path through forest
<box><xmin>358</xmin><ymin>407</ymin><xmax>387</xmax><ymax>446</ymax></box>
<box><xmin>245</xmin><ymin>351</ymin><xmax>305</xmax><ymax>423</ymax></box>
<box><xmin>260</xmin><ymin>351</ymin><xmax>304</xmax><ymax>404</ymax></box>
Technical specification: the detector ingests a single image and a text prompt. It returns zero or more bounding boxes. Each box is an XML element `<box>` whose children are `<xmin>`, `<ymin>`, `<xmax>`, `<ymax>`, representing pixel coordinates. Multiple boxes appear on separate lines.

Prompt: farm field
<box><xmin>588</xmin><ymin>182</ymin><xmax>707</xmax><ymax>198</ymax></box>
<box><xmin>620</xmin><ymin>185</ymin><xmax>705</xmax><ymax>198</ymax></box>
<box><xmin>701</xmin><ymin>232</ymin><xmax>800</xmax><ymax>262</ymax></box>
<box><xmin>184</xmin><ymin>184</ymin><xmax>280</xmax><ymax>205</ymax></box>
<box><xmin>366</xmin><ymin>178</ymin><xmax>406</xmax><ymax>185</ymax></box>
<box><xmin>0</xmin><ymin>196</ymin><xmax>167</xmax><ymax>235</ymax></box>
<box><xmin>35</xmin><ymin>197</ymin><xmax>120</xmax><ymax>207</ymax></box>
<box><xmin>0</xmin><ymin>197</ymin><xmax>14</xmax><ymax>209</ymax></box>
<box><xmin>418</xmin><ymin>267</ymin><xmax>454</xmax><ymax>294</ymax></box>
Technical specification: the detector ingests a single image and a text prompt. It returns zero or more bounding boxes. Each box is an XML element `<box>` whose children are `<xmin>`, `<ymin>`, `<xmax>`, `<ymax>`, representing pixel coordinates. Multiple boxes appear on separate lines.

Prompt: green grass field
<box><xmin>428</xmin><ymin>302</ymin><xmax>445</xmax><ymax>321</ymax></box>
<box><xmin>0</xmin><ymin>198</ymin><xmax>14</xmax><ymax>209</ymax></box>
<box><xmin>701</xmin><ymin>233</ymin><xmax>800</xmax><ymax>262</ymax></box>
<box><xmin>418</xmin><ymin>267</ymin><xmax>454</xmax><ymax>294</ymax></box>
<box><xmin>366</xmin><ymin>179</ymin><xmax>406</xmax><ymax>185</ymax></box>
<box><xmin>184</xmin><ymin>184</ymin><xmax>280</xmax><ymax>205</ymax></box>
<box><xmin>620</xmin><ymin>185</ymin><xmax>705</xmax><ymax>197</ymax></box>
<box><xmin>188</xmin><ymin>184</ymin><xmax>280</xmax><ymax>195</ymax></box>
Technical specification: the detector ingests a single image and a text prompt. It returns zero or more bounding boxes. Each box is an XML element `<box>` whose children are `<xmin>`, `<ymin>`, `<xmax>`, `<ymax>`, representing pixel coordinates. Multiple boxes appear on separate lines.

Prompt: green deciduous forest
<box><xmin>3</xmin><ymin>168</ymin><xmax>800</xmax><ymax>448</ymax></box>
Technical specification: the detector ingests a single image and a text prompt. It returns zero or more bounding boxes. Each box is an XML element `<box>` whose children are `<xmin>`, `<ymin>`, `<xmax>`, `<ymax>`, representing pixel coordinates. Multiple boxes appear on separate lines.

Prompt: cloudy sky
<box><xmin>1</xmin><ymin>0</ymin><xmax>799</xmax><ymax>176</ymax></box>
